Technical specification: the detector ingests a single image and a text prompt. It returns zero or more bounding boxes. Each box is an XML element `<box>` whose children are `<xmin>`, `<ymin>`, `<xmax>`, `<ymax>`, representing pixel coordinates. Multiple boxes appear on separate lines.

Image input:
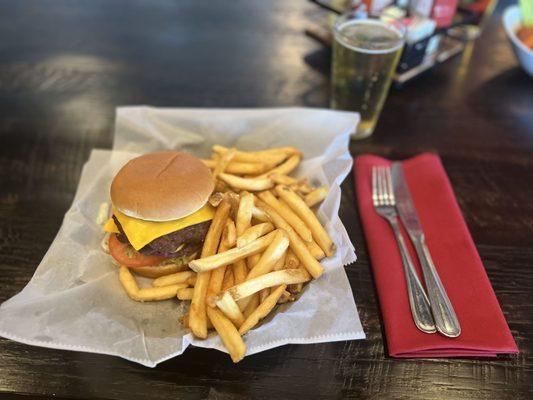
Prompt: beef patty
<box><xmin>113</xmin><ymin>216</ymin><xmax>211</xmax><ymax>258</ymax></box>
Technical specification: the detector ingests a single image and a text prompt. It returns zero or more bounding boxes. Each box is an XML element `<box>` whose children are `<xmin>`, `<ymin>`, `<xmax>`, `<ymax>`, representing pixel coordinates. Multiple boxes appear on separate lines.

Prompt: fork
<box><xmin>372</xmin><ymin>166</ymin><xmax>436</xmax><ymax>334</ymax></box>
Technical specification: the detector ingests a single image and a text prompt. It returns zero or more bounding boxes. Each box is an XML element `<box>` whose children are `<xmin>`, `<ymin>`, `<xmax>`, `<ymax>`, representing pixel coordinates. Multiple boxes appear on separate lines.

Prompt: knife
<box><xmin>391</xmin><ymin>163</ymin><xmax>461</xmax><ymax>338</ymax></box>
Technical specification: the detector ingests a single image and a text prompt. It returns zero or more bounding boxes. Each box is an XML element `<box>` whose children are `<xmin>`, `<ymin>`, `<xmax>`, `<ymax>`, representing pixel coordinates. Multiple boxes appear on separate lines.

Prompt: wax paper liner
<box><xmin>0</xmin><ymin>107</ymin><xmax>364</xmax><ymax>366</ymax></box>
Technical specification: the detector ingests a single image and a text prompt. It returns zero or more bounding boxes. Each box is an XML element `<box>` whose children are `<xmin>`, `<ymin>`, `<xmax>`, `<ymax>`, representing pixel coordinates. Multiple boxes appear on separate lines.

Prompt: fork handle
<box><xmin>387</xmin><ymin>217</ymin><xmax>436</xmax><ymax>334</ymax></box>
<box><xmin>413</xmin><ymin>238</ymin><xmax>461</xmax><ymax>337</ymax></box>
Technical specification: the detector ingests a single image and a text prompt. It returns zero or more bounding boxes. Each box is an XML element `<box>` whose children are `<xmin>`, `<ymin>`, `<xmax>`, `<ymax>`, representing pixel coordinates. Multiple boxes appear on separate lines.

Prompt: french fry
<box><xmin>226</xmin><ymin>162</ymin><xmax>270</xmax><ymax>175</ymax></box>
<box><xmin>246</xmin><ymin>230</ymin><xmax>289</xmax><ymax>280</ymax></box>
<box><xmin>219</xmin><ymin>173</ymin><xmax>273</xmax><ymax>192</ymax></box>
<box><xmin>273</xmin><ymin>249</ymin><xmax>287</xmax><ymax>271</ymax></box>
<box><xmin>202</xmin><ymin>201</ymin><xmax>232</xmax><ymax>258</ymax></box>
<box><xmin>275</xmin><ymin>185</ymin><xmax>335</xmax><ymax>257</ymax></box>
<box><xmin>215</xmin><ymin>291</ymin><xmax>245</xmax><ymax>327</ymax></box>
<box><xmin>237</xmin><ymin>296</ymin><xmax>251</xmax><ymax>313</ymax></box>
<box><xmin>210</xmin><ymin>191</ymin><xmax>241</xmax><ymax>217</ymax></box>
<box><xmin>236</xmin><ymin>192</ymin><xmax>254</xmax><ymax>237</ymax></box>
<box><xmin>209</xmin><ymin>192</ymin><xmax>225</xmax><ymax>207</ymax></box>
<box><xmin>232</xmin><ymin>259</ymin><xmax>248</xmax><ymax>285</ymax></box>
<box><xmin>118</xmin><ymin>265</ymin><xmax>144</xmax><ymax>296</ymax></box>
<box><xmin>278</xmin><ymin>289</ymin><xmax>295</xmax><ymax>303</ymax></box>
<box><xmin>246</xmin><ymin>252</ymin><xmax>261</xmax><ymax>270</ymax></box>
<box><xmin>240</xmin><ymin>146</ymin><xmax>299</xmax><ymax>156</ymax></box>
<box><xmin>304</xmin><ymin>187</ymin><xmax>328</xmax><ymax>207</ymax></box>
<box><xmin>190</xmin><ymin>269</ymin><xmax>215</xmax><ymax>334</ymax></box>
<box><xmin>190</xmin><ymin>200</ymin><xmax>231</xmax><ymax>339</ymax></box>
<box><xmin>152</xmin><ymin>271</ymin><xmax>196</xmax><ymax>287</ymax></box>
<box><xmin>213</xmin><ymin>145</ymin><xmax>294</xmax><ymax>165</ymax></box>
<box><xmin>259</xmin><ymin>288</ymin><xmax>270</xmax><ymax>303</ymax></box>
<box><xmin>289</xmin><ymin>282</ymin><xmax>303</xmax><ymax>294</ymax></box>
<box><xmin>207</xmin><ymin>245</ymin><xmax>229</xmax><ymax>307</ymax></box>
<box><xmin>208</xmin><ymin>217</ymin><xmax>238</xmax><ymax>305</ymax></box>
<box><xmin>119</xmin><ymin>266</ymin><xmax>186</xmax><ymax>301</ymax></box>
<box><xmin>181</xmin><ymin>312</ymin><xmax>214</xmax><ymax>329</ymax></box>
<box><xmin>257</xmin><ymin>191</ymin><xmax>313</xmax><ymax>243</ymax></box>
<box><xmin>177</xmin><ymin>288</ymin><xmax>194</xmax><ymax>300</ymax></box>
<box><xmin>236</xmin><ymin>222</ymin><xmax>274</xmax><ymax>247</ymax></box>
<box><xmin>189</xmin><ymin>230</ymin><xmax>277</xmax><ymax>273</ymax></box>
<box><xmin>227</xmin><ymin>192</ymin><xmax>241</xmax><ymax>218</ymax></box>
<box><xmin>242</xmin><ymin>293</ymin><xmax>260</xmax><ymax>318</ymax></box>
<box><xmin>224</xmin><ymin>268</ymin><xmax>310</xmax><ymax>302</ymax></box>
<box><xmin>270</xmin><ymin>174</ymin><xmax>298</xmax><ymax>186</ymax></box>
<box><xmin>257</xmin><ymin>154</ymin><xmax>301</xmax><ymax>178</ymax></box>
<box><xmin>214</xmin><ymin>179</ymin><xmax>230</xmax><ymax>193</ymax></box>
<box><xmin>212</xmin><ymin>147</ymin><xmax>236</xmax><ymax>180</ymax></box>
<box><xmin>206</xmin><ymin>307</ymin><xmax>246</xmax><ymax>363</ymax></box>
<box><xmin>239</xmin><ymin>285</ymin><xmax>287</xmax><ymax>335</ymax></box>
<box><xmin>306</xmin><ymin>240</ymin><xmax>326</xmax><ymax>260</ymax></box>
<box><xmin>292</xmin><ymin>181</ymin><xmax>313</xmax><ymax>195</ymax></box>
<box><xmin>203</xmin><ymin>159</ymin><xmax>271</xmax><ymax>175</ymax></box>
<box><xmin>224</xmin><ymin>220</ymin><xmax>237</xmax><ymax>247</ymax></box>
<box><xmin>285</xmin><ymin>248</ymin><xmax>300</xmax><ymax>269</ymax></box>
<box><xmin>229</xmin><ymin>162</ymin><xmax>271</xmax><ymax>175</ymax></box>
<box><xmin>222</xmin><ymin>268</ymin><xmax>235</xmax><ymax>290</ymax></box>
<box><xmin>256</xmin><ymin>200</ymin><xmax>324</xmax><ymax>278</ymax></box>
<box><xmin>251</xmin><ymin>206</ymin><xmax>271</xmax><ymax>223</ymax></box>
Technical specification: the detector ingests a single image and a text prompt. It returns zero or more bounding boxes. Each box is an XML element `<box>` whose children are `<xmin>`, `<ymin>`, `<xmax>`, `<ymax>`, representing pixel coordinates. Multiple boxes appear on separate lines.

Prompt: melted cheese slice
<box><xmin>103</xmin><ymin>203</ymin><xmax>215</xmax><ymax>251</ymax></box>
<box><xmin>104</xmin><ymin>218</ymin><xmax>119</xmax><ymax>233</ymax></box>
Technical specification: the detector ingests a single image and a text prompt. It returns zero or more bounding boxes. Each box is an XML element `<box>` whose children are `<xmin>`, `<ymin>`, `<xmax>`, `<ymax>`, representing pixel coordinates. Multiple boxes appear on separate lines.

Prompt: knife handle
<box><xmin>388</xmin><ymin>217</ymin><xmax>436</xmax><ymax>334</ymax></box>
<box><xmin>414</xmin><ymin>239</ymin><xmax>461</xmax><ymax>338</ymax></box>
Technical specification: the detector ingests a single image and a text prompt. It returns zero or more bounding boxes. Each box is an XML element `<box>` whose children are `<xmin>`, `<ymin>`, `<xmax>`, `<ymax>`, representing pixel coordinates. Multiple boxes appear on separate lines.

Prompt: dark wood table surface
<box><xmin>0</xmin><ymin>0</ymin><xmax>531</xmax><ymax>399</ymax></box>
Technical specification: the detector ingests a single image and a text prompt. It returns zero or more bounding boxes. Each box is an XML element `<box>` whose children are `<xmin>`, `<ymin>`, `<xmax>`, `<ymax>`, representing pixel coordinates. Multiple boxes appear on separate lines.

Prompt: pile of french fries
<box><xmin>116</xmin><ymin>145</ymin><xmax>332</xmax><ymax>362</ymax></box>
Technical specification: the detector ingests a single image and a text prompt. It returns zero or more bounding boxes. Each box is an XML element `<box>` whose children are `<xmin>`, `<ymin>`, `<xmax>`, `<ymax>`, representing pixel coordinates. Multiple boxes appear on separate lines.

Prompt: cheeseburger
<box><xmin>103</xmin><ymin>151</ymin><xmax>215</xmax><ymax>277</ymax></box>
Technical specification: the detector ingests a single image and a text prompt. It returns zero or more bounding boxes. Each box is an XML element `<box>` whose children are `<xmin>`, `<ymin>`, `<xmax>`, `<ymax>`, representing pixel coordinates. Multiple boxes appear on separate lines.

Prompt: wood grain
<box><xmin>0</xmin><ymin>0</ymin><xmax>531</xmax><ymax>399</ymax></box>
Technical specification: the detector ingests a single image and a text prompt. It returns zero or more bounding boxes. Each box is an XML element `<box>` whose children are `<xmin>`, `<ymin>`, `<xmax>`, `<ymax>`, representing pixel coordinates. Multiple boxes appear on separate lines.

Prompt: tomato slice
<box><xmin>108</xmin><ymin>233</ymin><xmax>166</xmax><ymax>268</ymax></box>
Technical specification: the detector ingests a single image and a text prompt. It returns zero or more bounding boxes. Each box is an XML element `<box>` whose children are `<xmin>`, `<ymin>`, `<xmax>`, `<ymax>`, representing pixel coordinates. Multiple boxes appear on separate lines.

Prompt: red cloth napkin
<box><xmin>355</xmin><ymin>153</ymin><xmax>518</xmax><ymax>358</ymax></box>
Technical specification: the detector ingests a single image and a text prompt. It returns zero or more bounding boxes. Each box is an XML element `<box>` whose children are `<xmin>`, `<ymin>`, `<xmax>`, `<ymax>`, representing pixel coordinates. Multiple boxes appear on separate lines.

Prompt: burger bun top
<box><xmin>110</xmin><ymin>151</ymin><xmax>214</xmax><ymax>221</ymax></box>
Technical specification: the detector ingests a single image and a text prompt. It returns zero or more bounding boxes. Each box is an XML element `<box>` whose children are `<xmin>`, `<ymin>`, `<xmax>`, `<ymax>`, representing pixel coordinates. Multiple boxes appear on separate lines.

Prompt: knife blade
<box><xmin>391</xmin><ymin>162</ymin><xmax>461</xmax><ymax>337</ymax></box>
<box><xmin>391</xmin><ymin>164</ymin><xmax>424</xmax><ymax>235</ymax></box>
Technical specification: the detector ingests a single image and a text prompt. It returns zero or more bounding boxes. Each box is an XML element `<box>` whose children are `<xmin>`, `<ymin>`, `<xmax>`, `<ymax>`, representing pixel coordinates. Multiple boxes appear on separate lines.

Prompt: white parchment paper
<box><xmin>0</xmin><ymin>107</ymin><xmax>364</xmax><ymax>367</ymax></box>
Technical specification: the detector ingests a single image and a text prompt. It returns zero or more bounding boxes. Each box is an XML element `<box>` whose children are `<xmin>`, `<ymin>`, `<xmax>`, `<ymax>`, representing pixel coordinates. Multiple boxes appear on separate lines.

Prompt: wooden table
<box><xmin>0</xmin><ymin>1</ymin><xmax>531</xmax><ymax>399</ymax></box>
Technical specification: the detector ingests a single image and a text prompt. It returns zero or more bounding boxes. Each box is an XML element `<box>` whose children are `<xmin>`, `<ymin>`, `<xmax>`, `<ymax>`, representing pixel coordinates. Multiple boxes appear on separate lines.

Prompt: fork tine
<box><xmin>380</xmin><ymin>167</ymin><xmax>387</xmax><ymax>205</ymax></box>
<box><xmin>372</xmin><ymin>167</ymin><xmax>377</xmax><ymax>205</ymax></box>
<box><xmin>376</xmin><ymin>167</ymin><xmax>382</xmax><ymax>205</ymax></box>
<box><xmin>385</xmin><ymin>167</ymin><xmax>395</xmax><ymax>205</ymax></box>
<box><xmin>375</xmin><ymin>167</ymin><xmax>381</xmax><ymax>205</ymax></box>
<box><xmin>384</xmin><ymin>167</ymin><xmax>390</xmax><ymax>205</ymax></box>
<box><xmin>383</xmin><ymin>167</ymin><xmax>389</xmax><ymax>205</ymax></box>
<box><xmin>377</xmin><ymin>167</ymin><xmax>385</xmax><ymax>205</ymax></box>
<box><xmin>378</xmin><ymin>167</ymin><xmax>384</xmax><ymax>205</ymax></box>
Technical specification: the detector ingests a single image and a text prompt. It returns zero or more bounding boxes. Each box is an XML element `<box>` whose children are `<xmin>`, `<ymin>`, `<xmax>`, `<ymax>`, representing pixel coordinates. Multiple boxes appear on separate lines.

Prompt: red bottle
<box><xmin>410</xmin><ymin>0</ymin><xmax>459</xmax><ymax>28</ymax></box>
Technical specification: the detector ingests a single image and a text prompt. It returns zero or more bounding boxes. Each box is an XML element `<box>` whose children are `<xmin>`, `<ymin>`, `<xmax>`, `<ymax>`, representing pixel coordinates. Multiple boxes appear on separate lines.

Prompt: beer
<box><xmin>331</xmin><ymin>18</ymin><xmax>404</xmax><ymax>138</ymax></box>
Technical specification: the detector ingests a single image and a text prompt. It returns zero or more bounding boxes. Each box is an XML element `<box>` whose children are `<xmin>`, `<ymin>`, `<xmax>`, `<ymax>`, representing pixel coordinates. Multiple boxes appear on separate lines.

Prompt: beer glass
<box><xmin>331</xmin><ymin>13</ymin><xmax>405</xmax><ymax>139</ymax></box>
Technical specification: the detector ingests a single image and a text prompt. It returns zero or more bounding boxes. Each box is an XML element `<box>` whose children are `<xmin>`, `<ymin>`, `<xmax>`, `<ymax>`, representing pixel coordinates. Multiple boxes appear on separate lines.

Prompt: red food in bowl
<box><xmin>517</xmin><ymin>26</ymin><xmax>533</xmax><ymax>50</ymax></box>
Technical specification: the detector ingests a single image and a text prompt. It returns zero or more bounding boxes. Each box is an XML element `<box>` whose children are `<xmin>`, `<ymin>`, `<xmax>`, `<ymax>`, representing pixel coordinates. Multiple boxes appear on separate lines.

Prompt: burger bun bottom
<box><xmin>129</xmin><ymin>263</ymin><xmax>191</xmax><ymax>278</ymax></box>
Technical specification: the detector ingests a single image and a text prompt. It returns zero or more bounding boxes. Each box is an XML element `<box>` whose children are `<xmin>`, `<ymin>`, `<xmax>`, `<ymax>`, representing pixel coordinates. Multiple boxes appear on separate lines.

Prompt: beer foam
<box><xmin>334</xmin><ymin>19</ymin><xmax>404</xmax><ymax>55</ymax></box>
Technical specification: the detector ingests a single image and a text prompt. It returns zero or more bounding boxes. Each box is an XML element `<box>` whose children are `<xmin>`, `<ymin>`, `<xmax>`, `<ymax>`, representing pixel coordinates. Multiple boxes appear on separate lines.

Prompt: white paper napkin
<box><xmin>0</xmin><ymin>107</ymin><xmax>364</xmax><ymax>367</ymax></box>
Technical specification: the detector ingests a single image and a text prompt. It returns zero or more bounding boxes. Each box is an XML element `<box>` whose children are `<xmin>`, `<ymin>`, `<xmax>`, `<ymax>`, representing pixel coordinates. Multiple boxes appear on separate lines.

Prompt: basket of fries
<box><xmin>0</xmin><ymin>107</ymin><xmax>364</xmax><ymax>366</ymax></box>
